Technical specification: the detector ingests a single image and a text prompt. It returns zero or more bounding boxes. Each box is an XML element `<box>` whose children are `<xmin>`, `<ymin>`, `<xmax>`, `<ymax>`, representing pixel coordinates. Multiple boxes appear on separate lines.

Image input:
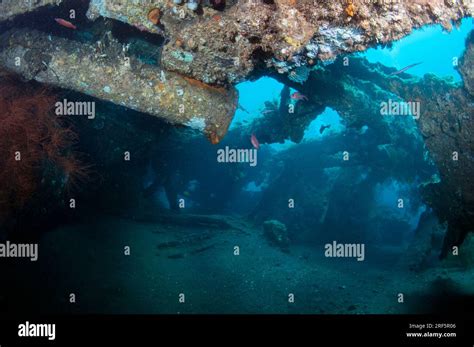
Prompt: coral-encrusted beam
<box><xmin>0</xmin><ymin>29</ymin><xmax>238</xmax><ymax>144</ymax></box>
<box><xmin>0</xmin><ymin>0</ymin><xmax>63</xmax><ymax>21</ymax></box>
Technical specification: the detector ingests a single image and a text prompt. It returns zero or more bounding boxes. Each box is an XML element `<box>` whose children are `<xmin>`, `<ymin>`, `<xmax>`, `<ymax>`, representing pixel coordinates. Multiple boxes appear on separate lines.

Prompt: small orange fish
<box><xmin>54</xmin><ymin>18</ymin><xmax>77</xmax><ymax>30</ymax></box>
<box><xmin>250</xmin><ymin>133</ymin><xmax>260</xmax><ymax>150</ymax></box>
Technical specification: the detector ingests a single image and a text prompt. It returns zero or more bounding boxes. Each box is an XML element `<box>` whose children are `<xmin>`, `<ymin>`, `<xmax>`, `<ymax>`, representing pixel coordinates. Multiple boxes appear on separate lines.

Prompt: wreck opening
<box><xmin>363</xmin><ymin>18</ymin><xmax>473</xmax><ymax>82</ymax></box>
<box><xmin>226</xmin><ymin>20</ymin><xmax>473</xmax><ymax>262</ymax></box>
<box><xmin>0</xmin><ymin>0</ymin><xmax>473</xmax><ymax>317</ymax></box>
<box><xmin>230</xmin><ymin>76</ymin><xmax>284</xmax><ymax>130</ymax></box>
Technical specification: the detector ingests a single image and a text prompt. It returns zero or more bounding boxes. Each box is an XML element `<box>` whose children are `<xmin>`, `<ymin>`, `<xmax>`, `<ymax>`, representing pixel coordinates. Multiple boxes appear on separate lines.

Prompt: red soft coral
<box><xmin>0</xmin><ymin>75</ymin><xmax>87</xmax><ymax>224</ymax></box>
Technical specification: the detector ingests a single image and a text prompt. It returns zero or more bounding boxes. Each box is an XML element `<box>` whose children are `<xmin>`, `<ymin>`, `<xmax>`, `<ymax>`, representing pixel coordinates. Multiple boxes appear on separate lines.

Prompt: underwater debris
<box><xmin>164</xmin><ymin>243</ymin><xmax>216</xmax><ymax>259</ymax></box>
<box><xmin>0</xmin><ymin>29</ymin><xmax>238</xmax><ymax>143</ymax></box>
<box><xmin>263</xmin><ymin>219</ymin><xmax>290</xmax><ymax>253</ymax></box>
<box><xmin>403</xmin><ymin>211</ymin><xmax>445</xmax><ymax>272</ymax></box>
<box><xmin>167</xmin><ymin>253</ymin><xmax>185</xmax><ymax>259</ymax></box>
<box><xmin>156</xmin><ymin>230</ymin><xmax>215</xmax><ymax>256</ymax></box>
<box><xmin>156</xmin><ymin>240</ymin><xmax>181</xmax><ymax>250</ymax></box>
<box><xmin>144</xmin><ymin>213</ymin><xmax>235</xmax><ymax>230</ymax></box>
<box><xmin>190</xmin><ymin>244</ymin><xmax>216</xmax><ymax>255</ymax></box>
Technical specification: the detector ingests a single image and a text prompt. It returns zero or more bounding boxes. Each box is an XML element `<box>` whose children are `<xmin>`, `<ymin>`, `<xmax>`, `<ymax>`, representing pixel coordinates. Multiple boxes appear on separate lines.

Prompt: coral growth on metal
<box><xmin>87</xmin><ymin>0</ymin><xmax>472</xmax><ymax>85</ymax></box>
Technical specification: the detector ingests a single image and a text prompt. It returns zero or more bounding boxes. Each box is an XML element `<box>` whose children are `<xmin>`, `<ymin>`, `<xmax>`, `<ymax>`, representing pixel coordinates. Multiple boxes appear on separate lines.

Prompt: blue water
<box><xmin>266</xmin><ymin>107</ymin><xmax>345</xmax><ymax>151</ymax></box>
<box><xmin>374</xmin><ymin>179</ymin><xmax>426</xmax><ymax>229</ymax></box>
<box><xmin>363</xmin><ymin>18</ymin><xmax>473</xmax><ymax>81</ymax></box>
<box><xmin>302</xmin><ymin>107</ymin><xmax>345</xmax><ymax>141</ymax></box>
<box><xmin>230</xmin><ymin>77</ymin><xmax>285</xmax><ymax>130</ymax></box>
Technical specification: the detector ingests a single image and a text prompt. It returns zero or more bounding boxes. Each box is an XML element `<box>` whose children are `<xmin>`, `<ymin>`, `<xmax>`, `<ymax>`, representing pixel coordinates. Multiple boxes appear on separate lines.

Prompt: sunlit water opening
<box><xmin>362</xmin><ymin>18</ymin><xmax>473</xmax><ymax>81</ymax></box>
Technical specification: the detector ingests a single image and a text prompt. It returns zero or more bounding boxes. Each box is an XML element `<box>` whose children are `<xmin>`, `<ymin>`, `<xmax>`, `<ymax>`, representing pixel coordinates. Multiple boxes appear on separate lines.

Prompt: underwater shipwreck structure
<box><xmin>256</xmin><ymin>45</ymin><xmax>474</xmax><ymax>258</ymax></box>
<box><xmin>0</xmin><ymin>0</ymin><xmax>473</xmax><ymax>256</ymax></box>
<box><xmin>0</xmin><ymin>0</ymin><xmax>472</xmax><ymax>140</ymax></box>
